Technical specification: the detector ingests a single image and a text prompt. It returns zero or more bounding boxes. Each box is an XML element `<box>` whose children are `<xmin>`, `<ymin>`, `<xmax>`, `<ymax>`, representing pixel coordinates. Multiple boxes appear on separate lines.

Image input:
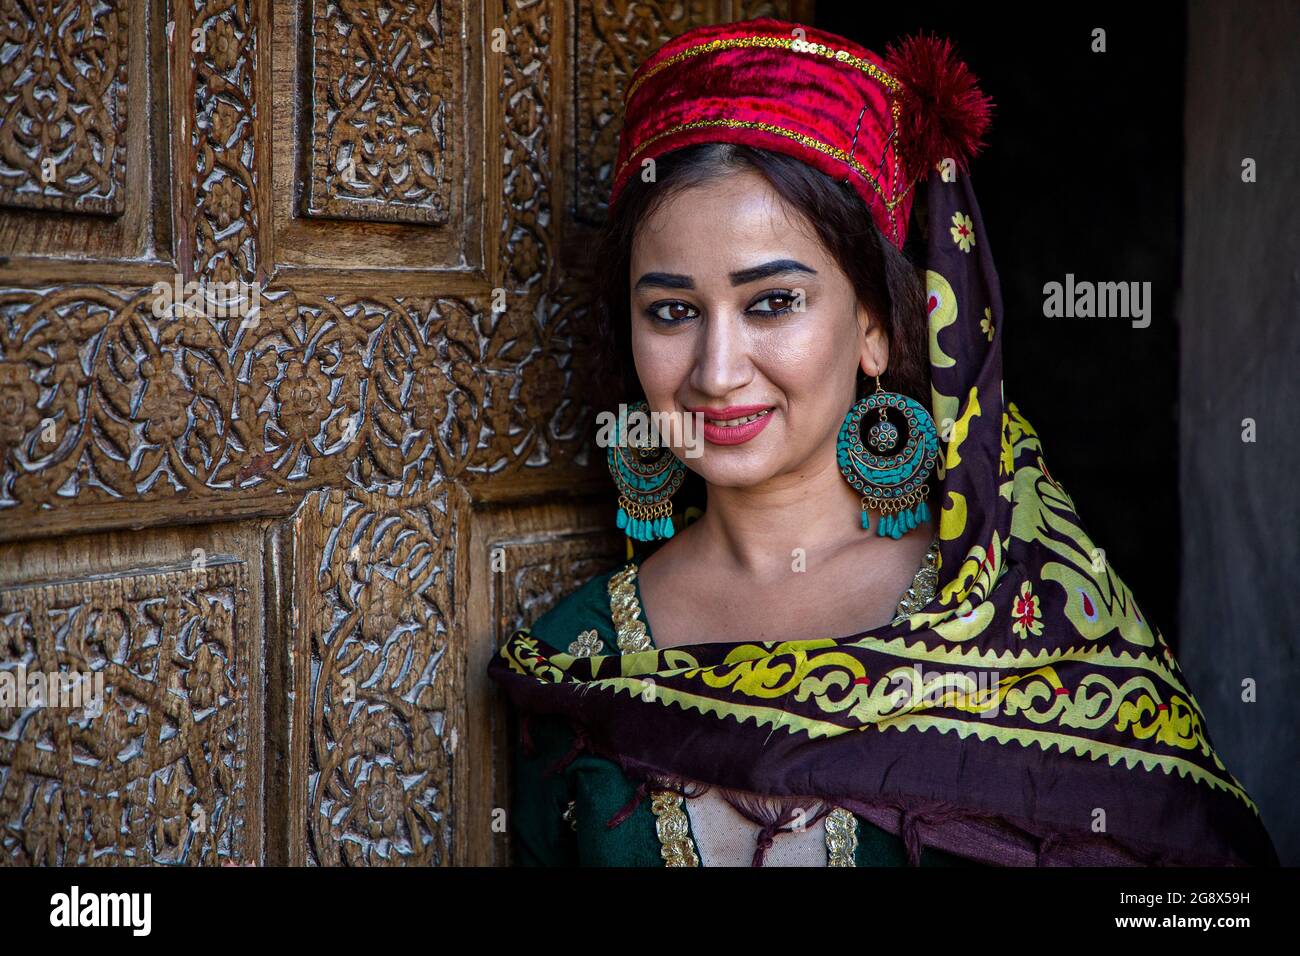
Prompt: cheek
<box><xmin>631</xmin><ymin>324</ymin><xmax>692</xmax><ymax>394</ymax></box>
<box><xmin>754</xmin><ymin>322</ymin><xmax>849</xmax><ymax>394</ymax></box>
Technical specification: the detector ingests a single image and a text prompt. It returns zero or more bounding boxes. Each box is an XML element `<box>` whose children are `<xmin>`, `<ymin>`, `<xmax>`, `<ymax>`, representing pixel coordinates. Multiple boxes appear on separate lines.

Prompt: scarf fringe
<box><xmin>899</xmin><ymin>800</ymin><xmax>970</xmax><ymax>866</ymax></box>
<box><xmin>752</xmin><ymin>823</ymin><xmax>778</xmax><ymax>867</ymax></box>
<box><xmin>543</xmin><ymin>719</ymin><xmax>590</xmax><ymax>778</ymax></box>
<box><xmin>604</xmin><ymin>780</ymin><xmax>649</xmax><ymax>829</ymax></box>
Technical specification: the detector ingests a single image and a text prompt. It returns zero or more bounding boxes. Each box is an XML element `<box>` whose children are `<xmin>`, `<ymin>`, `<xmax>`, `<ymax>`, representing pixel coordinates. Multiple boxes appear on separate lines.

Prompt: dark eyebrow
<box><xmin>633</xmin><ymin>259</ymin><xmax>817</xmax><ymax>293</ymax></box>
<box><xmin>634</xmin><ymin>271</ymin><xmax>694</xmax><ymax>291</ymax></box>
<box><xmin>728</xmin><ymin>258</ymin><xmax>817</xmax><ymax>285</ymax></box>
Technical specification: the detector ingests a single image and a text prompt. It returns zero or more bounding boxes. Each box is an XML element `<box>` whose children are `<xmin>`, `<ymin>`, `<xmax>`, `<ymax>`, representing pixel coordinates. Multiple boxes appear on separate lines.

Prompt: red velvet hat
<box><xmin>610</xmin><ymin>17</ymin><xmax>993</xmax><ymax>248</ymax></box>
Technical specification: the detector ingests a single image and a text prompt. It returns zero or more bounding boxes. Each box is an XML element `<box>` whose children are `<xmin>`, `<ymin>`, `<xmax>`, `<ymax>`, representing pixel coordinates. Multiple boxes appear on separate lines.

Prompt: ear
<box><xmin>855</xmin><ymin>299</ymin><xmax>890</xmax><ymax>378</ymax></box>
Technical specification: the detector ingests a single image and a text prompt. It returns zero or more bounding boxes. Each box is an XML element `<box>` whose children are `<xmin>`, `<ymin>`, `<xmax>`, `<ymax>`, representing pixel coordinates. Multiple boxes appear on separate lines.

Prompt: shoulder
<box><xmin>525</xmin><ymin>562</ymin><xmax>634</xmax><ymax>656</ymax></box>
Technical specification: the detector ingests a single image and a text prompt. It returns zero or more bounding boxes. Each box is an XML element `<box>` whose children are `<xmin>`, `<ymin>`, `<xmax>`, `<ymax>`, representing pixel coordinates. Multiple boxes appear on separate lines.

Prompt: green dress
<box><xmin>509</xmin><ymin>543</ymin><xmax>985</xmax><ymax>867</ymax></box>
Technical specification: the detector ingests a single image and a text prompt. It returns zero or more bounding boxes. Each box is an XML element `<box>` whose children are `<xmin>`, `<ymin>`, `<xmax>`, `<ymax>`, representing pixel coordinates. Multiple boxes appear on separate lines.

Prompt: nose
<box><xmin>689</xmin><ymin>309</ymin><xmax>753</xmax><ymax>398</ymax></box>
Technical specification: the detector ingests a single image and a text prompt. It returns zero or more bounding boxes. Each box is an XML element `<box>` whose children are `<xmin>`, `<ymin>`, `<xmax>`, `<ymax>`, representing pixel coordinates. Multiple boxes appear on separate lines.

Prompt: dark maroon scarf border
<box><xmin>491</xmin><ymin>651</ymin><xmax>1279</xmax><ymax>867</ymax></box>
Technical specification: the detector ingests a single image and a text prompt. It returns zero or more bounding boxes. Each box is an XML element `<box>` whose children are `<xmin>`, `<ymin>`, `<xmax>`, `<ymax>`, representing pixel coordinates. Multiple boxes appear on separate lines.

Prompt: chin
<box><xmin>690</xmin><ymin>455</ymin><xmax>779</xmax><ymax>488</ymax></box>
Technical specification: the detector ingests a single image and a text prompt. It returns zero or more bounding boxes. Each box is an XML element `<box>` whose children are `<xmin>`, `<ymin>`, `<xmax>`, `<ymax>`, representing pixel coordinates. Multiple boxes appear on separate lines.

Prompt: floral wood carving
<box><xmin>190</xmin><ymin>0</ymin><xmax>258</xmax><ymax>283</ymax></box>
<box><xmin>305</xmin><ymin>0</ymin><xmax>457</xmax><ymax>224</ymax></box>
<box><xmin>491</xmin><ymin>534</ymin><xmax>625</xmax><ymax>642</ymax></box>
<box><xmin>291</xmin><ymin>486</ymin><xmax>464</xmax><ymax>865</ymax></box>
<box><xmin>0</xmin><ymin>560</ymin><xmax>251</xmax><ymax>864</ymax></box>
<box><xmin>499</xmin><ymin>0</ymin><xmax>553</xmax><ymax>296</ymax></box>
<box><xmin>0</xmin><ymin>0</ymin><xmax>129</xmax><ymax>215</ymax></box>
<box><xmin>0</xmin><ymin>286</ymin><xmax>591</xmax><ymax>525</ymax></box>
<box><xmin>494</xmin><ymin>0</ymin><xmax>603</xmax><ymax>470</ymax></box>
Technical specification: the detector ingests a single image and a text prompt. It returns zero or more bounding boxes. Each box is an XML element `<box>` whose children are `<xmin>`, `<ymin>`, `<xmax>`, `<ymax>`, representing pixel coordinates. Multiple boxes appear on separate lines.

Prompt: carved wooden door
<box><xmin>0</xmin><ymin>0</ymin><xmax>808</xmax><ymax>866</ymax></box>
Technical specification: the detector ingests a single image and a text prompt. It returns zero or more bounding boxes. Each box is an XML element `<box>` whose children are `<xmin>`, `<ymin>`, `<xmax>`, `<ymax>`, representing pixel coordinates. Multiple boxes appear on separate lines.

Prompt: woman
<box><xmin>487</xmin><ymin>17</ymin><xmax>1278</xmax><ymax>867</ymax></box>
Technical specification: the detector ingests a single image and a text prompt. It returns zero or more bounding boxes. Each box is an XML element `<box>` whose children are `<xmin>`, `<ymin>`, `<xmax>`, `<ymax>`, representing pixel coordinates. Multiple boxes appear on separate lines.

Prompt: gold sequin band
<box><xmin>625</xmin><ymin>35</ymin><xmax>901</xmax><ymax>104</ymax></box>
<box><xmin>892</xmin><ymin>538</ymin><xmax>940</xmax><ymax>624</ymax></box>
<box><xmin>824</xmin><ymin>806</ymin><xmax>860</xmax><ymax>865</ymax></box>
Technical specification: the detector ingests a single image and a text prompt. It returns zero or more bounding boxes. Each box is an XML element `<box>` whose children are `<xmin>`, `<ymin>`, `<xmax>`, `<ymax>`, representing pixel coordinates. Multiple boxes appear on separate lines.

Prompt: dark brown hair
<box><xmin>590</xmin><ymin>142</ymin><xmax>930</xmax><ymax>414</ymax></box>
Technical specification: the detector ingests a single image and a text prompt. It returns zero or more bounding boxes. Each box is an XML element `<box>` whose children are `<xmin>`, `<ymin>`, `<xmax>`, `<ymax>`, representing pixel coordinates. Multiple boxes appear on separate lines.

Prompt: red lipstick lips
<box><xmin>686</xmin><ymin>403</ymin><xmax>775</xmax><ymax>446</ymax></box>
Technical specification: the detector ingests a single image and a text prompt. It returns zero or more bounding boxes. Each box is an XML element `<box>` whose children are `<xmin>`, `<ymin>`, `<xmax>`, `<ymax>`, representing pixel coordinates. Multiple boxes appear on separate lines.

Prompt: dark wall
<box><xmin>817</xmin><ymin>1</ymin><xmax>1185</xmax><ymax>642</ymax></box>
<box><xmin>1179</xmin><ymin>0</ymin><xmax>1299</xmax><ymax>866</ymax></box>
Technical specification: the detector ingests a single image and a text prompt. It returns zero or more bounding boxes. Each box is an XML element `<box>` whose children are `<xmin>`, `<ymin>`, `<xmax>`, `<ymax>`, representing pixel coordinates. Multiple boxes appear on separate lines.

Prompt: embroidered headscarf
<box><xmin>488</xmin><ymin>17</ymin><xmax>1278</xmax><ymax>867</ymax></box>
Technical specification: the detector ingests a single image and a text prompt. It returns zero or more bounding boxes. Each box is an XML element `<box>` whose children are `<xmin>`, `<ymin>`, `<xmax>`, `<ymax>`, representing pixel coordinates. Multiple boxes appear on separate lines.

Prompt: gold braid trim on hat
<box><xmin>625</xmin><ymin>35</ymin><xmax>901</xmax><ymax>104</ymax></box>
<box><xmin>613</xmin><ymin>118</ymin><xmax>920</xmax><ymax>216</ymax></box>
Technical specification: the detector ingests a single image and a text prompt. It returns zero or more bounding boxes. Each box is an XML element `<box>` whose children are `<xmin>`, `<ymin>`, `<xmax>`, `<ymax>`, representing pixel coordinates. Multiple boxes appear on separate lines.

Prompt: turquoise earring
<box><xmin>606</xmin><ymin>399</ymin><xmax>687</xmax><ymax>542</ymax></box>
<box><xmin>837</xmin><ymin>376</ymin><xmax>940</xmax><ymax>539</ymax></box>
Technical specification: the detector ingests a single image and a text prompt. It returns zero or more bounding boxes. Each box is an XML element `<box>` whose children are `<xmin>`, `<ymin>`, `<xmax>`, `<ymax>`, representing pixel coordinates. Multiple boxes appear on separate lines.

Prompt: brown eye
<box><xmin>648</xmin><ymin>301</ymin><xmax>698</xmax><ymax>324</ymax></box>
<box><xmin>749</xmin><ymin>291</ymin><xmax>796</xmax><ymax>315</ymax></box>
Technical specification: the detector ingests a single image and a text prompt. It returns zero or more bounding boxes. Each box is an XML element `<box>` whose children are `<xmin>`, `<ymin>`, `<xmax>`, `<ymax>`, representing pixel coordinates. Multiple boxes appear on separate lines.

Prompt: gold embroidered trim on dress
<box><xmin>649</xmin><ymin>792</ymin><xmax>859</xmax><ymax>867</ymax></box>
<box><xmin>824</xmin><ymin>806</ymin><xmax>859</xmax><ymax>866</ymax></box>
<box><xmin>892</xmin><ymin>538</ymin><xmax>940</xmax><ymax>624</ymax></box>
<box><xmin>649</xmin><ymin>790</ymin><xmax>699</xmax><ymax>866</ymax></box>
<box><xmin>608</xmin><ymin>565</ymin><xmax>651</xmax><ymax>652</ymax></box>
<box><xmin>568</xmin><ymin>628</ymin><xmax>603</xmax><ymax>657</ymax></box>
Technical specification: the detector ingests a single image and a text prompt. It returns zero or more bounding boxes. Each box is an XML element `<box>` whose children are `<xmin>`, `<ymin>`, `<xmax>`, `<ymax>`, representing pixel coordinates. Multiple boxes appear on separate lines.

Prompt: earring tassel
<box><xmin>619</xmin><ymin>510</ymin><xmax>676</xmax><ymax>542</ymax></box>
<box><xmin>877</xmin><ymin>502</ymin><xmax>931</xmax><ymax>540</ymax></box>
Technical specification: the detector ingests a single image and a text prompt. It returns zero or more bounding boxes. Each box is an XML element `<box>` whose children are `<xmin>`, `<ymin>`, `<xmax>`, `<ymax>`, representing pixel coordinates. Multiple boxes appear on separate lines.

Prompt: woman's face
<box><xmin>629</xmin><ymin>168</ymin><xmax>889</xmax><ymax>487</ymax></box>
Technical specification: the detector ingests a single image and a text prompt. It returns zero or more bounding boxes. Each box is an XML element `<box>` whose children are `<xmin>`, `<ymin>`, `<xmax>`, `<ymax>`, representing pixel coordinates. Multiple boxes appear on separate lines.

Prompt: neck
<box><xmin>688</xmin><ymin>439</ymin><xmax>932</xmax><ymax>578</ymax></box>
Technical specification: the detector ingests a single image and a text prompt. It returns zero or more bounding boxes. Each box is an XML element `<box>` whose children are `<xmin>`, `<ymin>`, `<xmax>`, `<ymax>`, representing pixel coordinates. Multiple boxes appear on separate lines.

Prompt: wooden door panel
<box><xmin>276</xmin><ymin>484</ymin><xmax>470</xmax><ymax>866</ymax></box>
<box><xmin>303</xmin><ymin>0</ymin><xmax>466</xmax><ymax>227</ymax></box>
<box><xmin>0</xmin><ymin>0</ymin><xmax>168</xmax><ymax>281</ymax></box>
<box><xmin>0</xmin><ymin>2</ymin><xmax>130</xmax><ymax>217</ymax></box>
<box><xmin>0</xmin><ymin>520</ymin><xmax>267</xmax><ymax>865</ymax></box>
<box><xmin>271</xmin><ymin>0</ymin><xmax>483</xmax><ymax>273</ymax></box>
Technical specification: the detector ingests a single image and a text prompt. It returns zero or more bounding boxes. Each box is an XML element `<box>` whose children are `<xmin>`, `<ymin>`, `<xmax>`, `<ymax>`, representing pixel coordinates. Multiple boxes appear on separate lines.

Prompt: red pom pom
<box><xmin>885</xmin><ymin>33</ymin><xmax>994</xmax><ymax>176</ymax></box>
